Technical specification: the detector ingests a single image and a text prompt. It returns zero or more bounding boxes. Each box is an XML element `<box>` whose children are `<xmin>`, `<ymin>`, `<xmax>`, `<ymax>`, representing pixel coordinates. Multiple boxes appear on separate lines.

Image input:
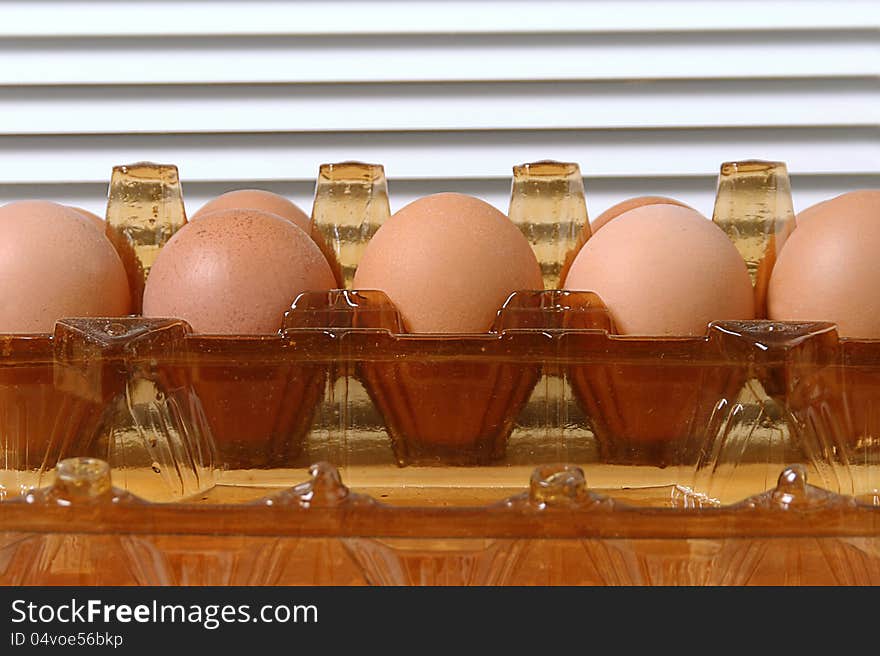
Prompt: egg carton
<box><xmin>2</xmin><ymin>457</ymin><xmax>878</xmax><ymax>585</ymax></box>
<box><xmin>0</xmin><ymin>159</ymin><xmax>878</xmax><ymax>585</ymax></box>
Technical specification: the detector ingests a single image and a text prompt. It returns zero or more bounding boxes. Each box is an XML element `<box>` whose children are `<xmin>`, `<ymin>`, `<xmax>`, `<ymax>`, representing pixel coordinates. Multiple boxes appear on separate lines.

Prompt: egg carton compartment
<box><xmin>1</xmin><ymin>157</ymin><xmax>879</xmax><ymax>585</ymax></box>
<box><xmin>0</xmin><ymin>317</ymin><xmax>214</xmax><ymax>502</ymax></box>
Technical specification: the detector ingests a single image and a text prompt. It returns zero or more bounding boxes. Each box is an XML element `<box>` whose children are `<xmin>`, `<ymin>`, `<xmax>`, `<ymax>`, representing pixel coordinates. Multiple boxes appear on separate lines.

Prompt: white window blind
<box><xmin>0</xmin><ymin>0</ymin><xmax>877</xmax><ymax>219</ymax></box>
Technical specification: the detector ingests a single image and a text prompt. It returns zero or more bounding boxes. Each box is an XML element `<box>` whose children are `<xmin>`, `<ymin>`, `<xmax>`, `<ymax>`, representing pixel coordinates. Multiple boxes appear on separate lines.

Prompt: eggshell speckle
<box><xmin>768</xmin><ymin>190</ymin><xmax>880</xmax><ymax>337</ymax></box>
<box><xmin>68</xmin><ymin>206</ymin><xmax>106</xmax><ymax>232</ymax></box>
<box><xmin>143</xmin><ymin>208</ymin><xmax>335</xmax><ymax>334</ymax></box>
<box><xmin>591</xmin><ymin>196</ymin><xmax>691</xmax><ymax>232</ymax></box>
<box><xmin>352</xmin><ymin>193</ymin><xmax>543</xmax><ymax>333</ymax></box>
<box><xmin>564</xmin><ymin>204</ymin><xmax>754</xmax><ymax>335</ymax></box>
<box><xmin>0</xmin><ymin>200</ymin><xmax>131</xmax><ymax>332</ymax></box>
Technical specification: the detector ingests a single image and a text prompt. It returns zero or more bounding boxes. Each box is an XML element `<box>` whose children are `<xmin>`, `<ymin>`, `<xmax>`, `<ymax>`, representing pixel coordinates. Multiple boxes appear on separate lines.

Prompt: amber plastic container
<box><xmin>1</xmin><ymin>158</ymin><xmax>879</xmax><ymax>586</ymax></box>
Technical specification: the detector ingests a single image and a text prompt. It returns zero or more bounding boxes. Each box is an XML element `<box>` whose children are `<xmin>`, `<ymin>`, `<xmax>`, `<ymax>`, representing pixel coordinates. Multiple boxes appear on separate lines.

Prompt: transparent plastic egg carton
<box><xmin>0</xmin><ymin>159</ymin><xmax>878</xmax><ymax>586</ymax></box>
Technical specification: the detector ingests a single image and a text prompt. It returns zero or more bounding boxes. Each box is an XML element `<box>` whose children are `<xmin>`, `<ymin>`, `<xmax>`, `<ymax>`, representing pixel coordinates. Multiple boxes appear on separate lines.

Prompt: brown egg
<box><xmin>0</xmin><ymin>200</ymin><xmax>131</xmax><ymax>332</ymax></box>
<box><xmin>591</xmin><ymin>196</ymin><xmax>691</xmax><ymax>232</ymax></box>
<box><xmin>768</xmin><ymin>190</ymin><xmax>880</xmax><ymax>337</ymax></box>
<box><xmin>193</xmin><ymin>189</ymin><xmax>341</xmax><ymax>286</ymax></box>
<box><xmin>564</xmin><ymin>204</ymin><xmax>754</xmax><ymax>335</ymax></box>
<box><xmin>794</xmin><ymin>190</ymin><xmax>878</xmax><ymax>226</ymax></box>
<box><xmin>352</xmin><ymin>193</ymin><xmax>543</xmax><ymax>333</ymax></box>
<box><xmin>68</xmin><ymin>206</ymin><xmax>105</xmax><ymax>232</ymax></box>
<box><xmin>193</xmin><ymin>189</ymin><xmax>311</xmax><ymax>232</ymax></box>
<box><xmin>143</xmin><ymin>208</ymin><xmax>335</xmax><ymax>334</ymax></box>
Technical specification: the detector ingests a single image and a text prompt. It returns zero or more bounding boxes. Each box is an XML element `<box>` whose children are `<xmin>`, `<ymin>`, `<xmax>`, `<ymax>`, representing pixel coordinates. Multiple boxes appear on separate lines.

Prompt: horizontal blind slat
<box><xmin>1</xmin><ymin>32</ymin><xmax>877</xmax><ymax>85</ymax></box>
<box><xmin>1</xmin><ymin>80</ymin><xmax>877</xmax><ymax>134</ymax></box>
<box><xmin>2</xmin><ymin>1</ymin><xmax>879</xmax><ymax>37</ymax></box>
<box><xmin>0</xmin><ymin>128</ymin><xmax>874</xmax><ymax>184</ymax></box>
